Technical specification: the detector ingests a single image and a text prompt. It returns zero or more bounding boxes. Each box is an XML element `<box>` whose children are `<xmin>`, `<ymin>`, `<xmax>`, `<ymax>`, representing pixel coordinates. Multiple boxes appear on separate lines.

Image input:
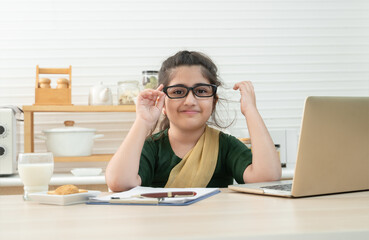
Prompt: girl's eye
<box><xmin>197</xmin><ymin>89</ymin><xmax>207</xmax><ymax>93</ymax></box>
<box><xmin>173</xmin><ymin>89</ymin><xmax>184</xmax><ymax>95</ymax></box>
<box><xmin>169</xmin><ymin>87</ymin><xmax>186</xmax><ymax>96</ymax></box>
<box><xmin>195</xmin><ymin>87</ymin><xmax>210</xmax><ymax>95</ymax></box>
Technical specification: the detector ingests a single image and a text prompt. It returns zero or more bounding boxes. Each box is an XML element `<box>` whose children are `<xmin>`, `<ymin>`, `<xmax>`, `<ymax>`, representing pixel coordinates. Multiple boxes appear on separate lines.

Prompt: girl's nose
<box><xmin>183</xmin><ymin>90</ymin><xmax>196</xmax><ymax>105</ymax></box>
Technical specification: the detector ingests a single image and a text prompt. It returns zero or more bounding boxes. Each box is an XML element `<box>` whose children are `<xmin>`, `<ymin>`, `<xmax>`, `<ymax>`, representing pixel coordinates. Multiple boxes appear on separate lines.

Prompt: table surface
<box><xmin>1</xmin><ymin>189</ymin><xmax>369</xmax><ymax>240</ymax></box>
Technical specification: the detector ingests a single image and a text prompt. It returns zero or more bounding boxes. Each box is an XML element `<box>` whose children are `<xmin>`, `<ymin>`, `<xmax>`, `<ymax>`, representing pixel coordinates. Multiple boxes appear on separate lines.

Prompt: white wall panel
<box><xmin>0</xmin><ymin>0</ymin><xmax>368</xmax><ymax>167</ymax></box>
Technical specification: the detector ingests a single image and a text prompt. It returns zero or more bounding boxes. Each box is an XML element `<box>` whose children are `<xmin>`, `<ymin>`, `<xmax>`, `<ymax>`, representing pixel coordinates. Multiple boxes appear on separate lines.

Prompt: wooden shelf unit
<box><xmin>22</xmin><ymin>105</ymin><xmax>136</xmax><ymax>162</ymax></box>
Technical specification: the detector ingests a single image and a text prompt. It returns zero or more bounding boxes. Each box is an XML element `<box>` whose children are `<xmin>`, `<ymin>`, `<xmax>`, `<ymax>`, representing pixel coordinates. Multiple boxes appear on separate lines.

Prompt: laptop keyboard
<box><xmin>260</xmin><ymin>183</ymin><xmax>292</xmax><ymax>192</ymax></box>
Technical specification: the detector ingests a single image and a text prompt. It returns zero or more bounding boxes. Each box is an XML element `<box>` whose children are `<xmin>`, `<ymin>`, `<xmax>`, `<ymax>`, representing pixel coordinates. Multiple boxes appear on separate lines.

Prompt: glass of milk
<box><xmin>18</xmin><ymin>152</ymin><xmax>54</xmax><ymax>200</ymax></box>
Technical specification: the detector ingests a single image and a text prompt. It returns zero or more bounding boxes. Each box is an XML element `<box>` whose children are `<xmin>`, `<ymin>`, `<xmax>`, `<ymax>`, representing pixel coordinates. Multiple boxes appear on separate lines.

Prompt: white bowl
<box><xmin>71</xmin><ymin>168</ymin><xmax>102</xmax><ymax>176</ymax></box>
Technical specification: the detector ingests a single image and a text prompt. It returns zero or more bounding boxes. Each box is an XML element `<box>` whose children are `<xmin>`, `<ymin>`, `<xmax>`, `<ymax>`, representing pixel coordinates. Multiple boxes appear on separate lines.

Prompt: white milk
<box><xmin>18</xmin><ymin>163</ymin><xmax>54</xmax><ymax>193</ymax></box>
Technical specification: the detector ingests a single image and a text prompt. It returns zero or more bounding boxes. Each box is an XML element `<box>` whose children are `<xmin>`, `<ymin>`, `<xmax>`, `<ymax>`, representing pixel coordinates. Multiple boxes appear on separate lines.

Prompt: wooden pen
<box><xmin>111</xmin><ymin>191</ymin><xmax>197</xmax><ymax>199</ymax></box>
<box><xmin>138</xmin><ymin>191</ymin><xmax>196</xmax><ymax>198</ymax></box>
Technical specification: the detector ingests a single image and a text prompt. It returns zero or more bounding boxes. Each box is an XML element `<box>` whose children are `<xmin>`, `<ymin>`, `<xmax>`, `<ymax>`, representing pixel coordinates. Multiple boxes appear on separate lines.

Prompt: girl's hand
<box><xmin>233</xmin><ymin>81</ymin><xmax>257</xmax><ymax>116</ymax></box>
<box><xmin>136</xmin><ymin>84</ymin><xmax>165</xmax><ymax>130</ymax></box>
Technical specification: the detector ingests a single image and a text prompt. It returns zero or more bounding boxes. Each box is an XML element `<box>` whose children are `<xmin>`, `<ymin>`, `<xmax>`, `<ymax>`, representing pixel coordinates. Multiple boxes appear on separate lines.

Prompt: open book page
<box><xmin>91</xmin><ymin>186</ymin><xmax>220</xmax><ymax>204</ymax></box>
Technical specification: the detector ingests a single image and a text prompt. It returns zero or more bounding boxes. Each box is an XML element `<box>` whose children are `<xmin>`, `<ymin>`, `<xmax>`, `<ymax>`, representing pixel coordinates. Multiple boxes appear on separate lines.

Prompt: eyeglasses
<box><xmin>163</xmin><ymin>83</ymin><xmax>217</xmax><ymax>99</ymax></box>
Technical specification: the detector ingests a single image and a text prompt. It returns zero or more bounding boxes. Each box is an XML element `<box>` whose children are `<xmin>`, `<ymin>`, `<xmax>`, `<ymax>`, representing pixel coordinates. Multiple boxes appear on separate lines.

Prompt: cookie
<box><xmin>48</xmin><ymin>184</ymin><xmax>87</xmax><ymax>195</ymax></box>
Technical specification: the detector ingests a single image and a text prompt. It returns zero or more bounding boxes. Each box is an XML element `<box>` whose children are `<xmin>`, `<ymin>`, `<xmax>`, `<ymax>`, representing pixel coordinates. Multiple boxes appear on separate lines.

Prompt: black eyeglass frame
<box><xmin>163</xmin><ymin>83</ymin><xmax>218</xmax><ymax>99</ymax></box>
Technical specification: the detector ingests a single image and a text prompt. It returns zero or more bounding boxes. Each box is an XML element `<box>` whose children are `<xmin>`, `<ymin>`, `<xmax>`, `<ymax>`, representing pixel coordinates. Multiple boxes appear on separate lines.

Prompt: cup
<box><xmin>18</xmin><ymin>152</ymin><xmax>54</xmax><ymax>200</ymax></box>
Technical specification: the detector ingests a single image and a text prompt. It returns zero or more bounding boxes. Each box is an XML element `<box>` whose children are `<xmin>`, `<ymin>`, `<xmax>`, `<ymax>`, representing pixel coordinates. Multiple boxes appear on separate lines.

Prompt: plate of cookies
<box><xmin>28</xmin><ymin>184</ymin><xmax>101</xmax><ymax>205</ymax></box>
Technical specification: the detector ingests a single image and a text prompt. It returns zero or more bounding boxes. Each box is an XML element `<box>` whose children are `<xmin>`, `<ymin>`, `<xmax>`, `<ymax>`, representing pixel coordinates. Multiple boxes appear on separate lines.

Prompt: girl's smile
<box><xmin>180</xmin><ymin>109</ymin><xmax>201</xmax><ymax>115</ymax></box>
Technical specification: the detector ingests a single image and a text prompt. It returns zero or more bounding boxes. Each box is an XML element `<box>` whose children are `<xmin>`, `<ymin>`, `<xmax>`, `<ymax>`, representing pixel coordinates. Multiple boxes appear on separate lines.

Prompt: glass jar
<box><xmin>117</xmin><ymin>81</ymin><xmax>140</xmax><ymax>105</ymax></box>
<box><xmin>142</xmin><ymin>70</ymin><xmax>159</xmax><ymax>89</ymax></box>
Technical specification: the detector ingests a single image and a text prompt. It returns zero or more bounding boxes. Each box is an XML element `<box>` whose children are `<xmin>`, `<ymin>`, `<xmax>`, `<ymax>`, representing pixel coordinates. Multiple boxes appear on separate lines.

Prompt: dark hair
<box><xmin>151</xmin><ymin>50</ymin><xmax>232</xmax><ymax>136</ymax></box>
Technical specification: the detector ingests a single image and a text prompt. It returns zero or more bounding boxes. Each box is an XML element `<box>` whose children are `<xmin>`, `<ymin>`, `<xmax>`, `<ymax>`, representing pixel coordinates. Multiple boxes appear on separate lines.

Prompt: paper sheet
<box><xmin>91</xmin><ymin>186</ymin><xmax>219</xmax><ymax>204</ymax></box>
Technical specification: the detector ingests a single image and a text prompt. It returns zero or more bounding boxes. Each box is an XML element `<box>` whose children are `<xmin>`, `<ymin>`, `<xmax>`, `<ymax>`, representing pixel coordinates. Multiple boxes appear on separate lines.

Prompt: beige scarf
<box><xmin>164</xmin><ymin>126</ymin><xmax>220</xmax><ymax>188</ymax></box>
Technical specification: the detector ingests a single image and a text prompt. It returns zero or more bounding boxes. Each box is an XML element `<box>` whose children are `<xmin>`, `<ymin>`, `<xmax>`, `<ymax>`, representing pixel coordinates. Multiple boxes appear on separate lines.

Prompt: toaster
<box><xmin>0</xmin><ymin>106</ymin><xmax>22</xmax><ymax>175</ymax></box>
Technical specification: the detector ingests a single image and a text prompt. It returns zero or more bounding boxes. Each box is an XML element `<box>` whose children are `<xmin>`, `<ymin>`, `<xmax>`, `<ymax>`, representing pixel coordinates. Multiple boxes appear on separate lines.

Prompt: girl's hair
<box><xmin>151</xmin><ymin>50</ymin><xmax>231</xmax><ymax>136</ymax></box>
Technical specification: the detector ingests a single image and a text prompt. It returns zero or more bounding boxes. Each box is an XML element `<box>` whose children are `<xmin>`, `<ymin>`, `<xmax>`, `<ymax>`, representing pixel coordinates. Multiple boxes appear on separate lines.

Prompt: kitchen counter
<box><xmin>0</xmin><ymin>173</ymin><xmax>106</xmax><ymax>187</ymax></box>
<box><xmin>0</xmin><ymin>167</ymin><xmax>294</xmax><ymax>194</ymax></box>
<box><xmin>282</xmin><ymin>166</ymin><xmax>294</xmax><ymax>179</ymax></box>
<box><xmin>0</xmin><ymin>173</ymin><xmax>108</xmax><ymax>194</ymax></box>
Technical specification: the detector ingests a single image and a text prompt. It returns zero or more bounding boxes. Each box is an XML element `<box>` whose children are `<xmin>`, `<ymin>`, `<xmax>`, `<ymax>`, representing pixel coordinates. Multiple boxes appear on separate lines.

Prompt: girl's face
<box><xmin>164</xmin><ymin>65</ymin><xmax>215</xmax><ymax>131</ymax></box>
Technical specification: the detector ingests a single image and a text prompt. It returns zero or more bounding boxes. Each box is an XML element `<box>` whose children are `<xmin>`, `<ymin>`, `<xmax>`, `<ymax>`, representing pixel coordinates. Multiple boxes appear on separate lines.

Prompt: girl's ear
<box><xmin>214</xmin><ymin>95</ymin><xmax>218</xmax><ymax>104</ymax></box>
<box><xmin>212</xmin><ymin>95</ymin><xmax>218</xmax><ymax>112</ymax></box>
<box><xmin>161</xmin><ymin>99</ymin><xmax>166</xmax><ymax>115</ymax></box>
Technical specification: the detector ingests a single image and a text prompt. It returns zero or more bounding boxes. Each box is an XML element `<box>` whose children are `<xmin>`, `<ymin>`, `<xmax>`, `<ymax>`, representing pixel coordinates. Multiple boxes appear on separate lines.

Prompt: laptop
<box><xmin>228</xmin><ymin>96</ymin><xmax>369</xmax><ymax>198</ymax></box>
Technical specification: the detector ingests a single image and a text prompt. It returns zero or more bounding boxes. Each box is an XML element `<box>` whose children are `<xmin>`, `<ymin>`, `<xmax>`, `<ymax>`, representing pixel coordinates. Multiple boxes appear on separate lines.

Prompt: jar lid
<box><xmin>142</xmin><ymin>70</ymin><xmax>158</xmax><ymax>74</ymax></box>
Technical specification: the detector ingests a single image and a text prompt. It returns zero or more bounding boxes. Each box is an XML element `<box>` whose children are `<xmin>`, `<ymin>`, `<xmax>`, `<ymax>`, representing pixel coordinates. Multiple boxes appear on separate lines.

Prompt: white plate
<box><xmin>28</xmin><ymin>190</ymin><xmax>101</xmax><ymax>205</ymax></box>
<box><xmin>71</xmin><ymin>168</ymin><xmax>102</xmax><ymax>176</ymax></box>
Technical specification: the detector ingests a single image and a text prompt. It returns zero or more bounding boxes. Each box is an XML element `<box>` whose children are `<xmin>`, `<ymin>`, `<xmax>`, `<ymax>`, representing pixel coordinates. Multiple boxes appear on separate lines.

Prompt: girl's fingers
<box><xmin>244</xmin><ymin>82</ymin><xmax>252</xmax><ymax>92</ymax></box>
<box><xmin>156</xmin><ymin>94</ymin><xmax>165</xmax><ymax>110</ymax></box>
<box><xmin>234</xmin><ymin>81</ymin><xmax>253</xmax><ymax>92</ymax></box>
<box><xmin>139</xmin><ymin>88</ymin><xmax>165</xmax><ymax>104</ymax></box>
<box><xmin>140</xmin><ymin>89</ymin><xmax>160</xmax><ymax>97</ymax></box>
<box><xmin>233</xmin><ymin>82</ymin><xmax>242</xmax><ymax>90</ymax></box>
<box><xmin>156</xmin><ymin>84</ymin><xmax>164</xmax><ymax>91</ymax></box>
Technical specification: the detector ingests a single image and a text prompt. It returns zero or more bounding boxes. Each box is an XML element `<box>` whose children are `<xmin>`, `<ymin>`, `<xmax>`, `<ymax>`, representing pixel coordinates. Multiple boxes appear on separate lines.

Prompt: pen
<box><xmin>111</xmin><ymin>191</ymin><xmax>196</xmax><ymax>199</ymax></box>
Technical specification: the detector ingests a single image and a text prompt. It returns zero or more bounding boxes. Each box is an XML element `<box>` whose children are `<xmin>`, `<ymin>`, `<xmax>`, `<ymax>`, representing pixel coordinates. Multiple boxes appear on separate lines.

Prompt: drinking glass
<box><xmin>18</xmin><ymin>152</ymin><xmax>54</xmax><ymax>200</ymax></box>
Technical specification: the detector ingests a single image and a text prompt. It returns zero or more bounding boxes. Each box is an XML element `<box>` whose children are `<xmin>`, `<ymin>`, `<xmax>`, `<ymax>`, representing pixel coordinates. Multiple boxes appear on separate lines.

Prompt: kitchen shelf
<box><xmin>54</xmin><ymin>154</ymin><xmax>114</xmax><ymax>162</ymax></box>
<box><xmin>22</xmin><ymin>105</ymin><xmax>136</xmax><ymax>162</ymax></box>
<box><xmin>23</xmin><ymin>105</ymin><xmax>135</xmax><ymax>112</ymax></box>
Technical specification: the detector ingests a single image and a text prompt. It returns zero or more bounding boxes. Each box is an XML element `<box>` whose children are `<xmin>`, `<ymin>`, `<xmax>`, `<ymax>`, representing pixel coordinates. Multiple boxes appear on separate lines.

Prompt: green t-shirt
<box><xmin>138</xmin><ymin>129</ymin><xmax>252</xmax><ymax>188</ymax></box>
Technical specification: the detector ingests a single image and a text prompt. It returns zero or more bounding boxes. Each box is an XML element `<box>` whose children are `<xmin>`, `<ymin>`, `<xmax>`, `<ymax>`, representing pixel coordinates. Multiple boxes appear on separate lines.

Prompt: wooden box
<box><xmin>34</xmin><ymin>65</ymin><xmax>73</xmax><ymax>105</ymax></box>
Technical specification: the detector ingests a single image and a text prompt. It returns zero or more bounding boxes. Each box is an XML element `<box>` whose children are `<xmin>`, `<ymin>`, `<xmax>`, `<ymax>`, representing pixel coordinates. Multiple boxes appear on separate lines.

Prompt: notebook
<box><xmin>87</xmin><ymin>186</ymin><xmax>220</xmax><ymax>206</ymax></box>
<box><xmin>229</xmin><ymin>96</ymin><xmax>369</xmax><ymax>198</ymax></box>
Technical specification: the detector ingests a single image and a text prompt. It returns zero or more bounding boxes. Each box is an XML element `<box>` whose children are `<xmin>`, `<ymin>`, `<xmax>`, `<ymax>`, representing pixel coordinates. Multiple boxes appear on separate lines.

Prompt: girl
<box><xmin>106</xmin><ymin>51</ymin><xmax>281</xmax><ymax>192</ymax></box>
